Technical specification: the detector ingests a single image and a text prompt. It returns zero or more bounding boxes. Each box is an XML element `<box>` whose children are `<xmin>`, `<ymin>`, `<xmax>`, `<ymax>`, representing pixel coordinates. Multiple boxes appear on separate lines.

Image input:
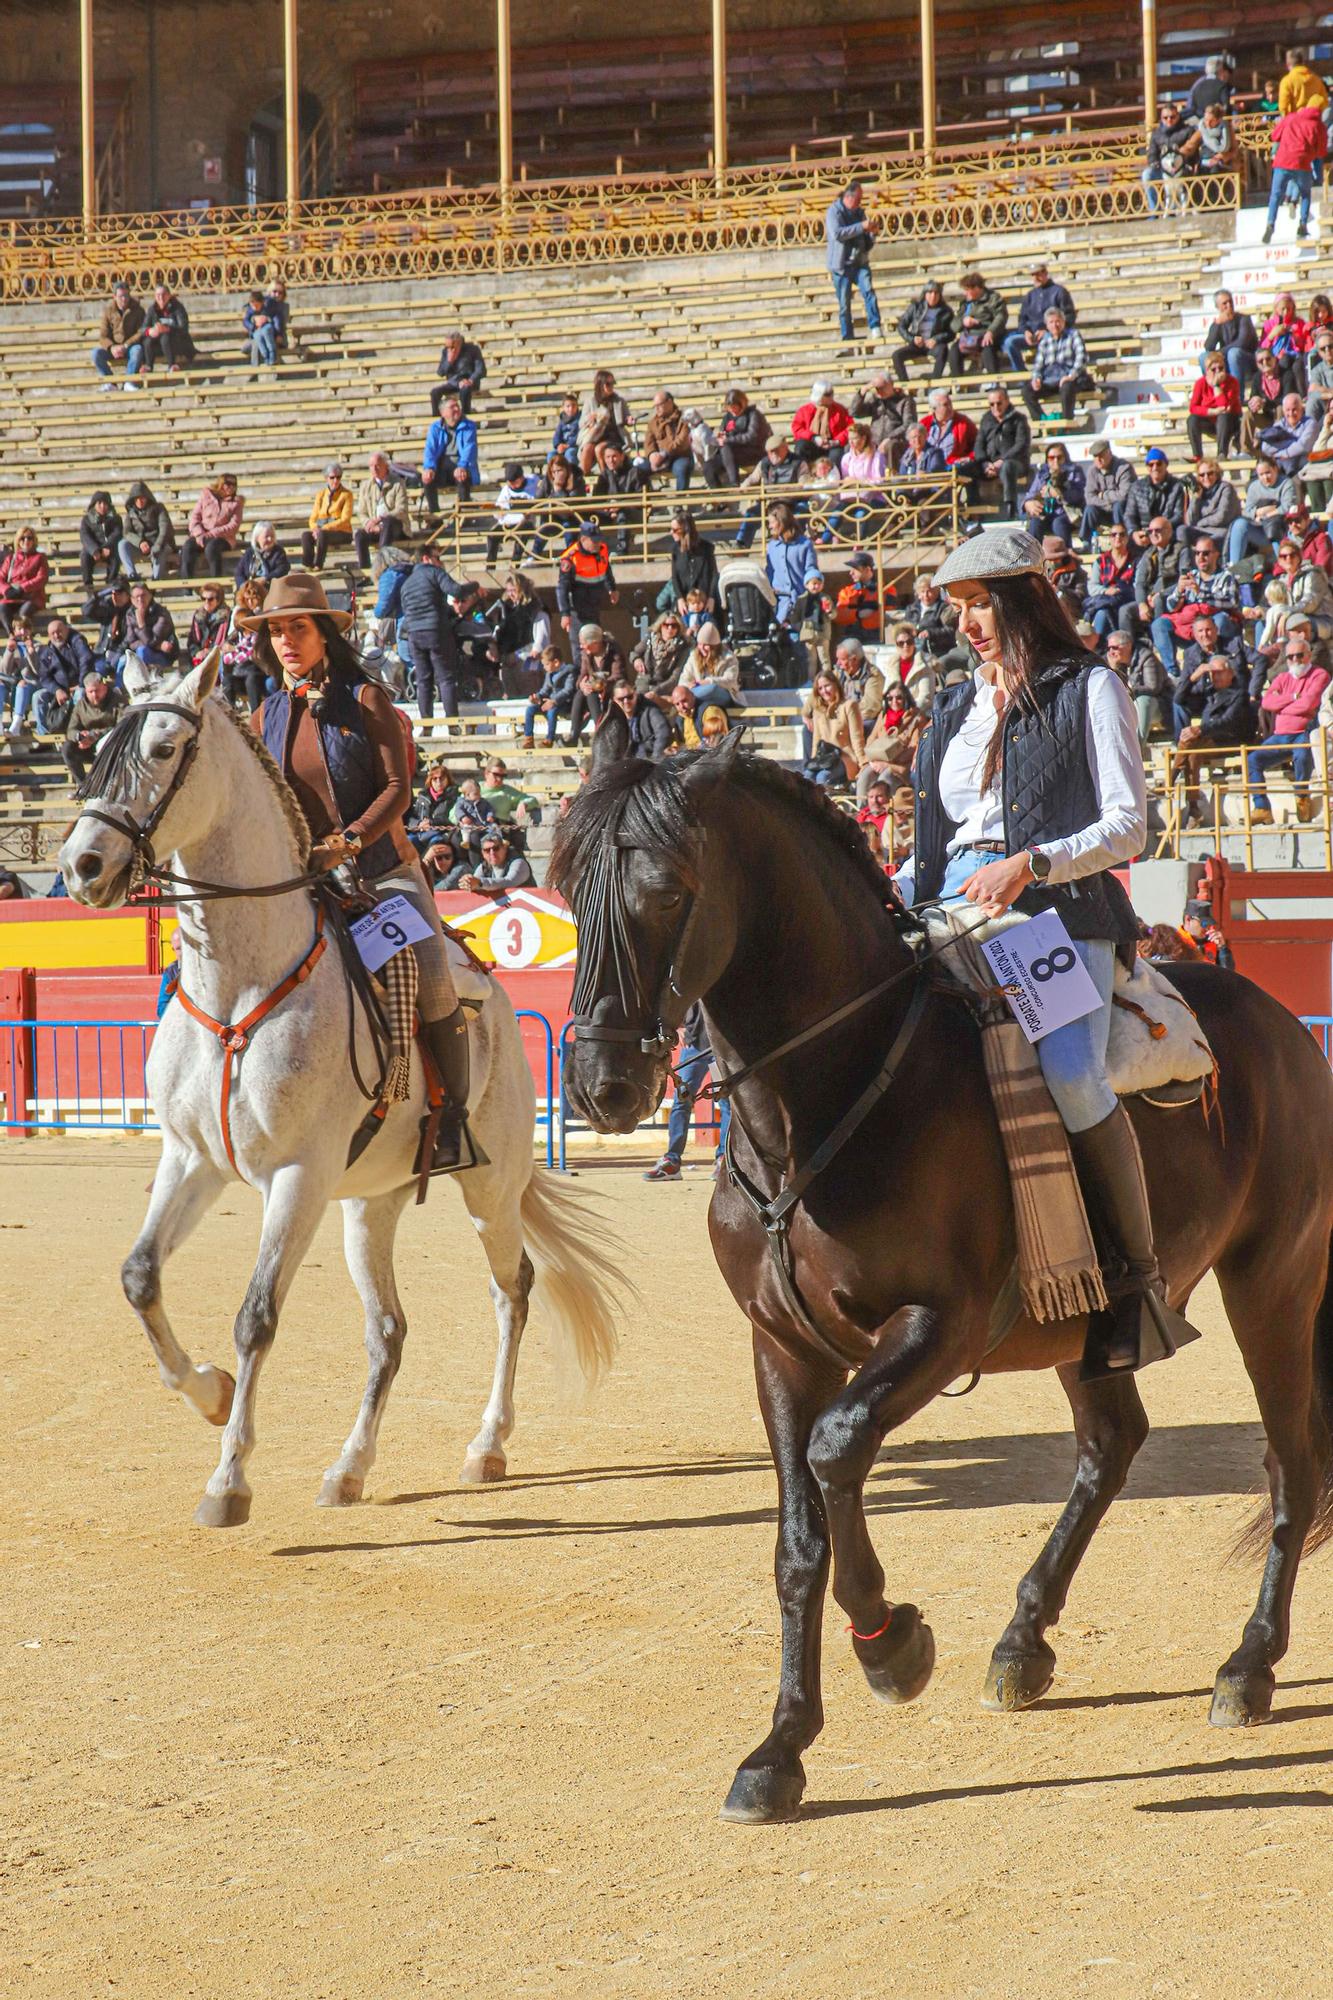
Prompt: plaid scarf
<box><xmin>924</xmin><ymin>907</ymin><xmax>1109</xmax><ymax>1324</ymax></box>
<box><xmin>378</xmin><ymin>946</ymin><xmax>418</xmax><ymax>1103</ymax></box>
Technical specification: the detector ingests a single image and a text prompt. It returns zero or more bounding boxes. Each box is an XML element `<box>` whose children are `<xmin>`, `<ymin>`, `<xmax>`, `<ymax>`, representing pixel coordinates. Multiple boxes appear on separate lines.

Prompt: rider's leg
<box><xmin>372</xmin><ymin>859</ymin><xmax>473</xmax><ymax>1169</ymax></box>
<box><xmin>1038</xmin><ymin>940</ymin><xmax>1200</xmax><ymax>1377</ymax></box>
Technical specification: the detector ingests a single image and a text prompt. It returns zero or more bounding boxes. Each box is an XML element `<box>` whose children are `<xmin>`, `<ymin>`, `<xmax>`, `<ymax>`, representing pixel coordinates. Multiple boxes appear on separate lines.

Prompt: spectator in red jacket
<box><xmin>1247</xmin><ymin>634</ymin><xmax>1330</xmax><ymax>821</ymax></box>
<box><xmin>923</xmin><ymin>388</ymin><xmax>978</xmax><ymax>465</ymax></box>
<box><xmin>0</xmin><ymin>528</ymin><xmax>49</xmax><ymax>634</ymax></box>
<box><xmin>1188</xmin><ymin>352</ymin><xmax>1243</xmax><ymax>458</ymax></box>
<box><xmin>791</xmin><ymin>381</ymin><xmax>851</xmax><ymax>463</ymax></box>
<box><xmin>1264</xmin><ymin>103</ymin><xmax>1330</xmax><ymax>243</ymax></box>
<box><xmin>1285</xmin><ymin>501</ymin><xmax>1333</xmax><ymax>571</ymax></box>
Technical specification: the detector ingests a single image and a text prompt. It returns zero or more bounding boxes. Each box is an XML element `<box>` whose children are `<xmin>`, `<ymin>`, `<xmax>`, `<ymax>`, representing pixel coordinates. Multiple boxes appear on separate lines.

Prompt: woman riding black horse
<box><xmin>240</xmin><ymin>573</ymin><xmax>473</xmax><ymax>1169</ymax></box>
<box><xmin>906</xmin><ymin>525</ymin><xmax>1199</xmax><ymax>1378</ymax></box>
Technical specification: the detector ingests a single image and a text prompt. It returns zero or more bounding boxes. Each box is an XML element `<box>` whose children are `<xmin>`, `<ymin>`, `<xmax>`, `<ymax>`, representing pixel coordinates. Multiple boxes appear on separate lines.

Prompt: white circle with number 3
<box><xmin>488</xmin><ymin>906</ymin><xmax>542</xmax><ymax>968</ymax></box>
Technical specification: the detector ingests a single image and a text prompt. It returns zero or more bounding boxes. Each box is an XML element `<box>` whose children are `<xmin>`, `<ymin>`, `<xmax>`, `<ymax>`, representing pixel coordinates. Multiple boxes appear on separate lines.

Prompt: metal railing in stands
<box><xmin>0</xmin><ymin>1009</ymin><xmax>558</xmax><ymax>1169</ymax></box>
<box><xmin>555</xmin><ymin>1017</ymin><xmax>721</xmax><ymax>1173</ymax></box>
<box><xmin>1302</xmin><ymin>1017</ymin><xmax>1333</xmax><ymax>1062</ymax></box>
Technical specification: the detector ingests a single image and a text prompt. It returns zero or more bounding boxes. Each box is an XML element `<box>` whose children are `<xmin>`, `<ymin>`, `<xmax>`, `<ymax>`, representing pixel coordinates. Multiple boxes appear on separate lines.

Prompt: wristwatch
<box><xmin>1028</xmin><ymin>849</ymin><xmax>1052</xmax><ymax>883</ymax></box>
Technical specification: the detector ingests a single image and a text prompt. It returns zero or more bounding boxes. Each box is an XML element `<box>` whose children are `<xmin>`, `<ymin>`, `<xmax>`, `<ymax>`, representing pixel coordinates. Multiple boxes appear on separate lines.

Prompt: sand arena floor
<box><xmin>1</xmin><ymin>1138</ymin><xmax>1330</xmax><ymax>1999</ymax></box>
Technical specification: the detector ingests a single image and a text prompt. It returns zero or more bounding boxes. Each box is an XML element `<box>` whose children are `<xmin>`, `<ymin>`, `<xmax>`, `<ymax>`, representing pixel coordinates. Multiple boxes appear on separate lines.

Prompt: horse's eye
<box><xmin>151</xmin><ymin>743</ymin><xmax>176</xmax><ymax>763</ymax></box>
<box><xmin>659</xmin><ymin>889</ymin><xmax>683</xmax><ymax>911</ymax></box>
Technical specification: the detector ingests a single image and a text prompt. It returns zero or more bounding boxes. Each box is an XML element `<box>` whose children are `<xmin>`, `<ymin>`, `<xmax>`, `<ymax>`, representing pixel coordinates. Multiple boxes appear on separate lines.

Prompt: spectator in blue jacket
<box><xmin>1001</xmin><ymin>260</ymin><xmax>1078</xmax><ymax>373</ymax></box>
<box><xmin>35</xmin><ymin>618</ymin><xmax>95</xmax><ymax>733</ymax></box>
<box><xmin>422</xmin><ymin>395</ymin><xmax>480</xmax><ymax>515</ymax></box>
<box><xmin>551</xmin><ymin>392</ymin><xmax>581</xmax><ymax>467</ymax></box>
<box><xmin>824</xmin><ymin>180</ymin><xmax>884</xmax><ymax>344</ymax></box>
<box><xmin>233</xmin><ymin>521</ymin><xmax>292</xmax><ymax>589</ymax></box>
<box><xmin>521</xmin><ymin>643</ymin><xmax>577</xmax><ymax>747</ymax></box>
<box><xmin>765</xmin><ymin>503</ymin><xmax>818</xmax><ymax>624</ymax></box>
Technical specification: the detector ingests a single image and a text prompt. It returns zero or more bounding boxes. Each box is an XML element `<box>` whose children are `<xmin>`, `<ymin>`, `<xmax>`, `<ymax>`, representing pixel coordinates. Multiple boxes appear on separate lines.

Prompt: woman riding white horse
<box><xmin>57</xmin><ymin>639</ymin><xmax>622</xmax><ymax>1525</ymax></box>
<box><xmin>239</xmin><ymin>572</ymin><xmax>473</xmax><ymax>1171</ymax></box>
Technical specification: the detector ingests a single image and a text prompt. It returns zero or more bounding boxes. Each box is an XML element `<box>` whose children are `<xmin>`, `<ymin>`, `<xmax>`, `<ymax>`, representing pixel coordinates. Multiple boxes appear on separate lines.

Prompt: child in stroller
<box><xmin>716</xmin><ymin>557</ymin><xmax>807</xmax><ymax>686</ymax></box>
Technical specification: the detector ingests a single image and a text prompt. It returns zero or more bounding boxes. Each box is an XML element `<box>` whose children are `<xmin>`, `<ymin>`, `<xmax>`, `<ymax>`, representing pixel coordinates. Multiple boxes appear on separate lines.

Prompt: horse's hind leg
<box><xmin>195</xmin><ymin>1163</ymin><xmax>329</xmax><ymax>1529</ymax></box>
<box><xmin>121</xmin><ymin>1138</ymin><xmax>233</xmax><ymax>1426</ymax></box>
<box><xmin>983</xmin><ymin>1367</ymin><xmax>1149</xmax><ymax>1712</ymax></box>
<box><xmin>722</xmin><ymin>1330</ymin><xmax>843</xmax><ymax>1825</ymax></box>
<box><xmin>318</xmin><ymin>1188</ymin><xmax>412</xmax><ymax>1507</ymax></box>
<box><xmin>1210</xmin><ymin>1252</ymin><xmax>1326</xmax><ymax>1727</ymax></box>
<box><xmin>455</xmin><ymin>1164</ymin><xmax>534</xmax><ymax>1485</ymax></box>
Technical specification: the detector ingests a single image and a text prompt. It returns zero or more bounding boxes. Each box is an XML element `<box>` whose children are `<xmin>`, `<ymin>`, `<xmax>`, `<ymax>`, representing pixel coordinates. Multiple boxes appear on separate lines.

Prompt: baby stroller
<box><xmin>716</xmin><ymin>558</ymin><xmax>804</xmax><ymax>688</ymax></box>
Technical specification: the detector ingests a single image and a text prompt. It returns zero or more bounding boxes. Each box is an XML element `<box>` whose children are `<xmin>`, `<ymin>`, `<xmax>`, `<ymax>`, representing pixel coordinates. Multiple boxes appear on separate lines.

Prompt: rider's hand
<box><xmin>311</xmin><ymin>832</ymin><xmax>352</xmax><ymax>871</ymax></box>
<box><xmin>960</xmin><ymin>851</ymin><xmax>1035</xmax><ymax>917</ymax></box>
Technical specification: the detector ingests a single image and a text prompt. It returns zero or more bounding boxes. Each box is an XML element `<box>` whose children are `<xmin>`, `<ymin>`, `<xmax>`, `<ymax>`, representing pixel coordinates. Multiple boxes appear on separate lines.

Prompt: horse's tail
<box><xmin>520</xmin><ymin>1168</ymin><xmax>632</xmax><ymax>1388</ymax></box>
<box><xmin>1306</xmin><ymin>1227</ymin><xmax>1333</xmax><ymax>1555</ymax></box>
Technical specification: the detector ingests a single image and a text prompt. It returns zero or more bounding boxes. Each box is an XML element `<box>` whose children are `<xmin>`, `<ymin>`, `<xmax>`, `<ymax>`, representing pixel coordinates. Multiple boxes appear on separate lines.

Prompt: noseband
<box><xmin>568</xmin><ymin>842</ymin><xmax>702</xmax><ymax>1060</ymax></box>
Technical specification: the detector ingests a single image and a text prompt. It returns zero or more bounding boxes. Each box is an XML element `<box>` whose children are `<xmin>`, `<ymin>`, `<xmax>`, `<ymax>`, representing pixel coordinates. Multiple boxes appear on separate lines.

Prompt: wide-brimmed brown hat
<box><xmin>236</xmin><ymin>572</ymin><xmax>353</xmax><ymax>632</ymax></box>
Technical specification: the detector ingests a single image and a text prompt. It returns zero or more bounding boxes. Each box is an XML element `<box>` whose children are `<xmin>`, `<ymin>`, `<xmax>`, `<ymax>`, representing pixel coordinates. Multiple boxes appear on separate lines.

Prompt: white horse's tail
<box><xmin>520</xmin><ymin>1169</ymin><xmax>631</xmax><ymax>1387</ymax></box>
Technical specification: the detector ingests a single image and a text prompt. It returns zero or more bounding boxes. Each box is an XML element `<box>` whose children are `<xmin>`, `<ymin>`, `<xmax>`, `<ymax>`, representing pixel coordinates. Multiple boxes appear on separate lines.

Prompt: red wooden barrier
<box><xmin>0</xmin><ymin>967</ymin><xmax>36</xmax><ymax>1135</ymax></box>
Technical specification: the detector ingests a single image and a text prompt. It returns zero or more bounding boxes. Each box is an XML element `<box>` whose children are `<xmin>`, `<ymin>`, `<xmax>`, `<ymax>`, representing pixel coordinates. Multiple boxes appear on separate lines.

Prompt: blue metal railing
<box><xmin>555</xmin><ymin>1015</ymin><xmax>722</xmax><ymax>1172</ymax></box>
<box><xmin>1302</xmin><ymin>1016</ymin><xmax>1333</xmax><ymax>1061</ymax></box>
<box><xmin>1</xmin><ymin>1011</ymin><xmax>561</xmax><ymax>1165</ymax></box>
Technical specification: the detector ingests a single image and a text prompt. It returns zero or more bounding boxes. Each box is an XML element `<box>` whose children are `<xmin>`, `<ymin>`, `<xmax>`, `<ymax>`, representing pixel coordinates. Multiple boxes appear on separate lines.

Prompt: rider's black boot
<box><xmin>418</xmin><ymin>1007</ymin><xmax>486</xmax><ymax>1175</ymax></box>
<box><xmin>1069</xmin><ymin>1104</ymin><xmax>1202</xmax><ymax>1382</ymax></box>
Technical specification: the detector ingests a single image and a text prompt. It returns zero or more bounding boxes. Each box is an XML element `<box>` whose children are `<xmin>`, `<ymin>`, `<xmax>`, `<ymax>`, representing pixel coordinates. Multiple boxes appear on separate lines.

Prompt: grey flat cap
<box><xmin>934</xmin><ymin>526</ymin><xmax>1045</xmax><ymax>588</ymax></box>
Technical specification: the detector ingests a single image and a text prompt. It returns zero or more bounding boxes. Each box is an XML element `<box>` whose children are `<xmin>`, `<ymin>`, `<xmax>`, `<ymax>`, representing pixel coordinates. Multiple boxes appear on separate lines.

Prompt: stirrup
<box><xmin>414</xmin><ymin>1104</ymin><xmax>488</xmax><ymax>1182</ymax></box>
<box><xmin>1079</xmin><ymin>1277</ymin><xmax>1202</xmax><ymax>1383</ymax></box>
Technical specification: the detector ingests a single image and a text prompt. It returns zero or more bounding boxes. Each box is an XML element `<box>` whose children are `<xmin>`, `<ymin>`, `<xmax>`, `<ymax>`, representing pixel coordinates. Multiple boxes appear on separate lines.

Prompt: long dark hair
<box><xmin>253</xmin><ymin>616</ymin><xmax>363</xmax><ymax>685</ymax></box>
<box><xmin>976</xmin><ymin>572</ymin><xmax>1085</xmax><ymax>792</ymax></box>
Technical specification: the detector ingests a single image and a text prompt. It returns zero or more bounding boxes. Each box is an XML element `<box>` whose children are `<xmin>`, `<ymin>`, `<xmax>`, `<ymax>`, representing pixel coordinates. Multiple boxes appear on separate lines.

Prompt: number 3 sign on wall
<box><xmin>488</xmin><ymin>906</ymin><xmax>544</xmax><ymax>969</ymax></box>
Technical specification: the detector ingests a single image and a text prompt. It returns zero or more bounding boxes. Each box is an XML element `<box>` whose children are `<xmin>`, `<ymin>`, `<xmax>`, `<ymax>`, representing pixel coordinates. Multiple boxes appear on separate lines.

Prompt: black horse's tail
<box><xmin>1307</xmin><ymin>1228</ymin><xmax>1333</xmax><ymax>1555</ymax></box>
<box><xmin>1232</xmin><ymin>1227</ymin><xmax>1333</xmax><ymax>1564</ymax></box>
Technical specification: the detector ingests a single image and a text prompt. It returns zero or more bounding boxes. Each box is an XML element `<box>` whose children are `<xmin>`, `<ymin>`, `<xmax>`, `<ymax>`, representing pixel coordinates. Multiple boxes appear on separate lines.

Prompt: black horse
<box><xmin>552</xmin><ymin>717</ymin><xmax>1333</xmax><ymax>1823</ymax></box>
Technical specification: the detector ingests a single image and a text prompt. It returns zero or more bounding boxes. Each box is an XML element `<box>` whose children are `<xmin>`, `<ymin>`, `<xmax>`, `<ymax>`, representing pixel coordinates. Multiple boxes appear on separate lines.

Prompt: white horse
<box><xmin>58</xmin><ymin>652</ymin><xmax>623</xmax><ymax>1527</ymax></box>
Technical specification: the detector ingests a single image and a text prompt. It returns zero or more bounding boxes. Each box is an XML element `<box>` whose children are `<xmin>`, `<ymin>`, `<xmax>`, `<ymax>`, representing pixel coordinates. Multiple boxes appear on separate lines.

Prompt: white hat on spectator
<box><xmin>695</xmin><ymin>622</ymin><xmax>722</xmax><ymax>647</ymax></box>
<box><xmin>811</xmin><ymin>380</ymin><xmax>831</xmax><ymax>399</ymax></box>
<box><xmin>934</xmin><ymin>525</ymin><xmax>1044</xmax><ymax>588</ymax></box>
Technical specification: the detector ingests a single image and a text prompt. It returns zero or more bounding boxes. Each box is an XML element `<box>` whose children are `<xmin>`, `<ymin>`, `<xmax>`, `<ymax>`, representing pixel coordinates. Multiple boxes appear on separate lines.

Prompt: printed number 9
<box><xmin>382</xmin><ymin>920</ymin><xmax>407</xmax><ymax>948</ymax></box>
<box><xmin>1030</xmin><ymin>947</ymin><xmax>1075</xmax><ymax>984</ymax></box>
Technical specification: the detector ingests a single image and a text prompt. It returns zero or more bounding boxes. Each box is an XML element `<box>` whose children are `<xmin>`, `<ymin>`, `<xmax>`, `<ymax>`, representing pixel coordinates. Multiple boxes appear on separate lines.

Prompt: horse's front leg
<box><xmin>318</xmin><ymin>1187</ymin><xmax>413</xmax><ymax>1507</ymax></box>
<box><xmin>721</xmin><ymin>1330</ymin><xmax>844</xmax><ymax>1825</ymax></box>
<box><xmin>983</xmin><ymin>1366</ymin><xmax>1149</xmax><ymax>1711</ymax></box>
<box><xmin>195</xmin><ymin>1162</ymin><xmax>330</xmax><ymax>1528</ymax></box>
<box><xmin>807</xmin><ymin>1304</ymin><xmax>976</xmax><ymax>1706</ymax></box>
<box><xmin>121</xmin><ymin>1136</ymin><xmax>233</xmax><ymax>1425</ymax></box>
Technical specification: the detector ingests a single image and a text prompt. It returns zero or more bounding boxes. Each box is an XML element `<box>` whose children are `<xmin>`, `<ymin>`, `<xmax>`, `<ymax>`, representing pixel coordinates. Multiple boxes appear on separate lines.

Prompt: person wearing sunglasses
<box><xmin>1248</xmin><ymin>635</ymin><xmax>1331</xmax><ymax>823</ymax></box>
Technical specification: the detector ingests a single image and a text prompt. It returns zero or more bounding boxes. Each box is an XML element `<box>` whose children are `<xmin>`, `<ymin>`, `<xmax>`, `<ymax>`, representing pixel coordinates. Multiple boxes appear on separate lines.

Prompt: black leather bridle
<box><xmin>568</xmin><ymin>841</ymin><xmax>704</xmax><ymax>1061</ymax></box>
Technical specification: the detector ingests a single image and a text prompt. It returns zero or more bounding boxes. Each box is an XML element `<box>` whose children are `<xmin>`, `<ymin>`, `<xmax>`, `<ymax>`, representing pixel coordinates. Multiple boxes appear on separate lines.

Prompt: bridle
<box><xmin>78</xmin><ymin>699</ymin><xmax>324</xmax><ymax>902</ymax></box>
<box><xmin>568</xmin><ymin>841</ymin><xmax>705</xmax><ymax>1061</ymax></box>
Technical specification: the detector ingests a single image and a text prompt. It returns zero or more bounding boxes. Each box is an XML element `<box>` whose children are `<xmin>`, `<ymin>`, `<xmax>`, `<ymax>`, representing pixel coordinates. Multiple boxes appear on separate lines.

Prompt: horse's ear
<box><xmin>590</xmin><ymin>706</ymin><xmax>631</xmax><ymax>773</ymax></box>
<box><xmin>684</xmin><ymin>722</ymin><xmax>745</xmax><ymax>796</ymax></box>
<box><xmin>177</xmin><ymin>646</ymin><xmax>221</xmax><ymax>709</ymax></box>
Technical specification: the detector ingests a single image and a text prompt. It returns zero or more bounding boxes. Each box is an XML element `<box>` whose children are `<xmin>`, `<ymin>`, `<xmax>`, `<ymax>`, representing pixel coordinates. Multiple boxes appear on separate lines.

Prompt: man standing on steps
<box><xmin>1264</xmin><ymin>99</ymin><xmax>1329</xmax><ymax>243</ymax></box>
<box><xmin>825</xmin><ymin>181</ymin><xmax>884</xmax><ymax>347</ymax></box>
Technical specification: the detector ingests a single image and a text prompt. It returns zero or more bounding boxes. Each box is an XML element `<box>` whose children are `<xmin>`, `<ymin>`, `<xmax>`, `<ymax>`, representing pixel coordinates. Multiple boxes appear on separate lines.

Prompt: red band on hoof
<box><xmin>847</xmin><ymin>1613</ymin><xmax>892</xmax><ymax>1643</ymax></box>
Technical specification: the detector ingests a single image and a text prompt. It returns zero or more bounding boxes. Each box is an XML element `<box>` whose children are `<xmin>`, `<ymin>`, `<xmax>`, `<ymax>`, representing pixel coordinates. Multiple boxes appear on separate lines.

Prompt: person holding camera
<box><xmin>825</xmin><ymin>180</ymin><xmax>883</xmax><ymax>346</ymax></box>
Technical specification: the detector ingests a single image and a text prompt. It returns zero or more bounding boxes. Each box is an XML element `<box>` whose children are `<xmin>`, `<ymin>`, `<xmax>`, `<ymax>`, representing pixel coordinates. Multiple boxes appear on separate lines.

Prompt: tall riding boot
<box><xmin>1068</xmin><ymin>1103</ymin><xmax>1203</xmax><ymax>1382</ymax></box>
<box><xmin>418</xmin><ymin>1007</ymin><xmax>485</xmax><ymax>1175</ymax></box>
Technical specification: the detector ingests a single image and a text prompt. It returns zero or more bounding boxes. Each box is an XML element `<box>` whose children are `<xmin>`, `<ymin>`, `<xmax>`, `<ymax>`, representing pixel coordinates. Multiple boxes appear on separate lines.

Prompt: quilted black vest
<box><xmin>911</xmin><ymin>655</ymin><xmax>1140</xmax><ymax>958</ymax></box>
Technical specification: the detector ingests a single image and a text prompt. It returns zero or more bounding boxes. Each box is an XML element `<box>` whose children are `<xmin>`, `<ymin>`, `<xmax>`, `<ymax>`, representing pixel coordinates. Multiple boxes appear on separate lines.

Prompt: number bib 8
<box><xmin>978</xmin><ymin>909</ymin><xmax>1104</xmax><ymax>1044</ymax></box>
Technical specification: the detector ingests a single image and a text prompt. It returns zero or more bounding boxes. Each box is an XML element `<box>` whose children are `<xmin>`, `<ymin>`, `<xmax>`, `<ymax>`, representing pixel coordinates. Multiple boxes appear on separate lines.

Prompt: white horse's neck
<box><xmin>170</xmin><ymin>706</ymin><xmax>315</xmax><ymax>1021</ymax></box>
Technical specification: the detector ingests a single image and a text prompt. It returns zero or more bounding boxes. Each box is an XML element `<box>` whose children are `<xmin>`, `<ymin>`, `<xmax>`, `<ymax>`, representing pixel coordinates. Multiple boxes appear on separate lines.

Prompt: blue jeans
<box><xmin>1151</xmin><ymin>615</ymin><xmax>1179</xmax><ymax>673</ymax></box>
<box><xmin>1080</xmin><ymin>500</ymin><xmax>1124</xmax><ymax>542</ymax></box>
<box><xmin>1268</xmin><ymin>167</ymin><xmax>1314</xmax><ymax>230</ymax></box>
<box><xmin>832</xmin><ymin>266</ymin><xmax>882</xmax><ymax>341</ymax></box>
<box><xmin>1227</xmin><ymin>516</ymin><xmax>1280</xmax><ymax>566</ymax></box>
<box><xmin>1001</xmin><ymin>330</ymin><xmax>1034</xmax><ymax>373</ymax></box>
<box><xmin>686</xmin><ymin>679</ymin><xmax>740</xmax><ymax>712</ymax></box>
<box><xmin>939</xmin><ymin>846</ymin><xmax>1117</xmax><ymax>1132</ymax></box>
<box><xmin>666</xmin><ymin>1046</ymin><xmax>731</xmax><ymax>1164</ymax></box>
<box><xmin>1248</xmin><ymin>730</ymin><xmax>1314</xmax><ymax>809</ymax></box>
<box><xmin>92</xmin><ymin>342</ymin><xmax>145</xmax><ymax>377</ymax></box>
<box><xmin>249</xmin><ymin>324</ymin><xmax>279</xmax><ymax>365</ymax></box>
<box><xmin>523</xmin><ymin>697</ymin><xmax>567</xmax><ymax>742</ymax></box>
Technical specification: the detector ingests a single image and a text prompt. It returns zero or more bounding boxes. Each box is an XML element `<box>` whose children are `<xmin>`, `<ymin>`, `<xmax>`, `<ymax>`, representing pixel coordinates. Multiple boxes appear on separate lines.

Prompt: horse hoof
<box><xmin>198</xmin><ymin>1367</ymin><xmax>235</xmax><ymax>1427</ymax></box>
<box><xmin>193</xmin><ymin>1490</ymin><xmax>251</xmax><ymax>1529</ymax></box>
<box><xmin>854</xmin><ymin>1603</ymin><xmax>936</xmax><ymax>1706</ymax></box>
<box><xmin>719</xmin><ymin>1763</ymin><xmax>806</xmax><ymax>1824</ymax></box>
<box><xmin>316</xmin><ymin>1471</ymin><xmax>364</xmax><ymax>1508</ymax></box>
<box><xmin>981</xmin><ymin>1642</ymin><xmax>1056</xmax><ymax>1712</ymax></box>
<box><xmin>459</xmin><ymin>1451</ymin><xmax>507</xmax><ymax>1485</ymax></box>
<box><xmin>1210</xmin><ymin>1665</ymin><xmax>1275</xmax><ymax>1728</ymax></box>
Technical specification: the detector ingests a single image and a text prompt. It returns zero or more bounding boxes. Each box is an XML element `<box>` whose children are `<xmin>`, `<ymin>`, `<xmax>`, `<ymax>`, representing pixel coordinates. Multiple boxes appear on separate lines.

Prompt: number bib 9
<box><xmin>349</xmin><ymin>893</ymin><xmax>435</xmax><ymax>975</ymax></box>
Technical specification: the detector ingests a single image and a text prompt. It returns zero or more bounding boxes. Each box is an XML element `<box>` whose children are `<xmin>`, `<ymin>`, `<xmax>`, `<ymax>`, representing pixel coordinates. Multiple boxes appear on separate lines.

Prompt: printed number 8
<box><xmin>1030</xmin><ymin>947</ymin><xmax>1075</xmax><ymax>984</ymax></box>
<box><xmin>381</xmin><ymin>920</ymin><xmax>407</xmax><ymax>948</ymax></box>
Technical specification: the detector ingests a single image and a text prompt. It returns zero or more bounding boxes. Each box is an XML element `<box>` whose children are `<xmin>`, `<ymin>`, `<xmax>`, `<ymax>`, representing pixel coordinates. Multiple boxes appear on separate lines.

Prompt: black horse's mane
<box><xmin>549</xmin><ymin>748</ymin><xmax>901</xmax><ymax>917</ymax></box>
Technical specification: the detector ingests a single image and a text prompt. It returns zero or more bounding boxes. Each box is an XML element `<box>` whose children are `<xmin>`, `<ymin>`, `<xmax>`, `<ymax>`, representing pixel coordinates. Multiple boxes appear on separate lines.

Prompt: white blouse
<box><xmin>935</xmin><ymin>665</ymin><xmax>1147</xmax><ymax>883</ymax></box>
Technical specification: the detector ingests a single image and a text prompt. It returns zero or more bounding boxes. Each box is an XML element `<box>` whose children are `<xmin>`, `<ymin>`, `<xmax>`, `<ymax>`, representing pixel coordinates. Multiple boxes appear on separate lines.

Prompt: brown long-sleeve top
<box><xmin>254</xmin><ymin>678</ymin><xmax>415</xmax><ymax>869</ymax></box>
